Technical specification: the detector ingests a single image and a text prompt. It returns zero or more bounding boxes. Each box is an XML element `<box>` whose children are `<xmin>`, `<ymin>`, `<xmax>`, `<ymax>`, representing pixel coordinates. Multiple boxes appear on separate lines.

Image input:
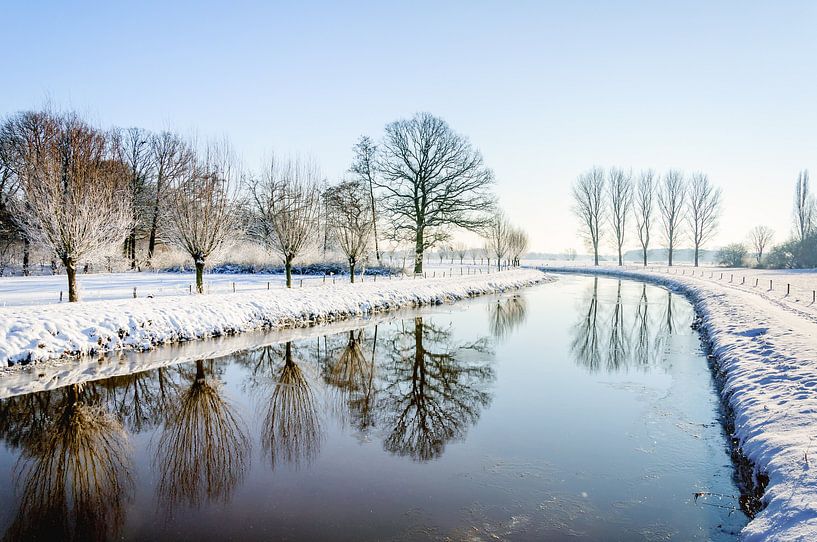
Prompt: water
<box><xmin>0</xmin><ymin>275</ymin><xmax>748</xmax><ymax>541</ymax></box>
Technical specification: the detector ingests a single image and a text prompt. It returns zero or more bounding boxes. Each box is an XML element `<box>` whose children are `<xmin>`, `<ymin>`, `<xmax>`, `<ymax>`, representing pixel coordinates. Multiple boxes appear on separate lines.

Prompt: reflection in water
<box><xmin>154</xmin><ymin>360</ymin><xmax>250</xmax><ymax>511</ymax></box>
<box><xmin>324</xmin><ymin>329</ymin><xmax>377</xmax><ymax>433</ymax></box>
<box><xmin>571</xmin><ymin>279</ymin><xmax>689</xmax><ymax>373</ymax></box>
<box><xmin>254</xmin><ymin>342</ymin><xmax>322</xmax><ymax>469</ymax></box>
<box><xmin>488</xmin><ymin>295</ymin><xmax>527</xmax><ymax>340</ymax></box>
<box><xmin>379</xmin><ymin>317</ymin><xmax>494</xmax><ymax>461</ymax></box>
<box><xmin>3</xmin><ymin>384</ymin><xmax>133</xmax><ymax>542</ymax></box>
<box><xmin>571</xmin><ymin>277</ymin><xmax>603</xmax><ymax>372</ymax></box>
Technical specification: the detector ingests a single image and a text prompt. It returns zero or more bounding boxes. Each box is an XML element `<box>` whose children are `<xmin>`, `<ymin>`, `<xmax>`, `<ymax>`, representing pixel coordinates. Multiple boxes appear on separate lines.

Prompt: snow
<box><xmin>0</xmin><ymin>268</ymin><xmax>547</xmax><ymax>367</ymax></box>
<box><xmin>543</xmin><ymin>264</ymin><xmax>817</xmax><ymax>542</ymax></box>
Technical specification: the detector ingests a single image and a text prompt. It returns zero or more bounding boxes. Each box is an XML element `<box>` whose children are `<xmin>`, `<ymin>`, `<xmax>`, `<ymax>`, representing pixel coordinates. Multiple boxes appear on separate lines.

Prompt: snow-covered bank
<box><xmin>544</xmin><ymin>265</ymin><xmax>817</xmax><ymax>542</ymax></box>
<box><xmin>0</xmin><ymin>269</ymin><xmax>548</xmax><ymax>366</ymax></box>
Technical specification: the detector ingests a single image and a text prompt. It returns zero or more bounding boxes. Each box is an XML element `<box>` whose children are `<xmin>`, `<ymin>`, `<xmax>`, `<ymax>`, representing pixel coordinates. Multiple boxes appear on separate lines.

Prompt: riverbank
<box><xmin>0</xmin><ymin>268</ymin><xmax>548</xmax><ymax>366</ymax></box>
<box><xmin>543</xmin><ymin>265</ymin><xmax>817</xmax><ymax>542</ymax></box>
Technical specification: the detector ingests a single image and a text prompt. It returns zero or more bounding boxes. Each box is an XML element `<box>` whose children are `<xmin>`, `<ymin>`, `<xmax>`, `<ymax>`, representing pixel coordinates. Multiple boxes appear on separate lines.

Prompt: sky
<box><xmin>2</xmin><ymin>1</ymin><xmax>816</xmax><ymax>254</ymax></box>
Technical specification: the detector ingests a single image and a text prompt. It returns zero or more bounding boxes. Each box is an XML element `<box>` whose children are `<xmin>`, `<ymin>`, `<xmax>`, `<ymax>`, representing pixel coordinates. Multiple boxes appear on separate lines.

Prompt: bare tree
<box><xmin>248</xmin><ymin>155</ymin><xmax>322</xmax><ymax>287</ymax></box>
<box><xmin>11</xmin><ymin>111</ymin><xmax>132</xmax><ymax>301</ymax></box>
<box><xmin>572</xmin><ymin>167</ymin><xmax>606</xmax><ymax>266</ymax></box>
<box><xmin>165</xmin><ymin>140</ymin><xmax>239</xmax><ymax>293</ymax></box>
<box><xmin>794</xmin><ymin>170</ymin><xmax>814</xmax><ymax>242</ymax></box>
<box><xmin>375</xmin><ymin>112</ymin><xmax>495</xmax><ymax>274</ymax></box>
<box><xmin>507</xmin><ymin>227</ymin><xmax>529</xmax><ymax>267</ymax></box>
<box><xmin>452</xmin><ymin>241</ymin><xmax>468</xmax><ymax>265</ymax></box>
<box><xmin>657</xmin><ymin>170</ymin><xmax>686</xmax><ymax>266</ymax></box>
<box><xmin>323</xmin><ymin>179</ymin><xmax>373</xmax><ymax>282</ymax></box>
<box><xmin>607</xmin><ymin>167</ymin><xmax>633</xmax><ymax>266</ymax></box>
<box><xmin>484</xmin><ymin>212</ymin><xmax>511</xmax><ymax>271</ymax></box>
<box><xmin>749</xmin><ymin>225</ymin><xmax>774</xmax><ymax>265</ymax></box>
<box><xmin>350</xmin><ymin>136</ymin><xmax>381</xmax><ymax>265</ymax></box>
<box><xmin>634</xmin><ymin>169</ymin><xmax>655</xmax><ymax>267</ymax></box>
<box><xmin>686</xmin><ymin>172</ymin><xmax>721</xmax><ymax>267</ymax></box>
<box><xmin>115</xmin><ymin>127</ymin><xmax>154</xmax><ymax>269</ymax></box>
<box><xmin>146</xmin><ymin>131</ymin><xmax>193</xmax><ymax>265</ymax></box>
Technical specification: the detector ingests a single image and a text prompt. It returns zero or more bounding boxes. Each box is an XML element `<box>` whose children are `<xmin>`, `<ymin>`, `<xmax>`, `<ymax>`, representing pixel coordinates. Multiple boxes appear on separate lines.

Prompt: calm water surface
<box><xmin>0</xmin><ymin>276</ymin><xmax>748</xmax><ymax>541</ymax></box>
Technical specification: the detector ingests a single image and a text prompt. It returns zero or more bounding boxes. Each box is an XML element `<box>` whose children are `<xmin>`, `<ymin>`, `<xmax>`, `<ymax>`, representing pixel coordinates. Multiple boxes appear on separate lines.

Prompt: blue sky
<box><xmin>3</xmin><ymin>1</ymin><xmax>815</xmax><ymax>253</ymax></box>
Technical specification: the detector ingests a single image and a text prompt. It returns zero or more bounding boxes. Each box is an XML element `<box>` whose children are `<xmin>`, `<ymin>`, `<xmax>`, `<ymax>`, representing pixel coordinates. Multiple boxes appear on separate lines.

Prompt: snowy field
<box><xmin>0</xmin><ymin>267</ymin><xmax>546</xmax><ymax>366</ymax></box>
<box><xmin>544</xmin><ymin>264</ymin><xmax>817</xmax><ymax>542</ymax></box>
<box><xmin>0</xmin><ymin>262</ymin><xmax>497</xmax><ymax>307</ymax></box>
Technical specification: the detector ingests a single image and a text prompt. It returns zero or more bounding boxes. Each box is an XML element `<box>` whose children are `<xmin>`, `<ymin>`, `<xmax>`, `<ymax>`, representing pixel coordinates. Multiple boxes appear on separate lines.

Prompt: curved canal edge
<box><xmin>0</xmin><ymin>269</ymin><xmax>551</xmax><ymax>367</ymax></box>
<box><xmin>540</xmin><ymin>266</ymin><xmax>817</xmax><ymax>542</ymax></box>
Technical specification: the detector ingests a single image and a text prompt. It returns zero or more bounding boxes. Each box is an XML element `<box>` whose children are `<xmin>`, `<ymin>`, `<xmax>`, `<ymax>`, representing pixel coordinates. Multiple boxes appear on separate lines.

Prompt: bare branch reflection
<box><xmin>260</xmin><ymin>342</ymin><xmax>323</xmax><ymax>468</ymax></box>
<box><xmin>323</xmin><ymin>329</ymin><xmax>377</xmax><ymax>433</ymax></box>
<box><xmin>379</xmin><ymin>317</ymin><xmax>494</xmax><ymax>461</ymax></box>
<box><xmin>153</xmin><ymin>359</ymin><xmax>250</xmax><ymax>512</ymax></box>
<box><xmin>571</xmin><ymin>277</ymin><xmax>603</xmax><ymax>371</ymax></box>
<box><xmin>571</xmin><ymin>279</ymin><xmax>692</xmax><ymax>373</ymax></box>
<box><xmin>4</xmin><ymin>384</ymin><xmax>133</xmax><ymax>542</ymax></box>
<box><xmin>488</xmin><ymin>295</ymin><xmax>528</xmax><ymax>341</ymax></box>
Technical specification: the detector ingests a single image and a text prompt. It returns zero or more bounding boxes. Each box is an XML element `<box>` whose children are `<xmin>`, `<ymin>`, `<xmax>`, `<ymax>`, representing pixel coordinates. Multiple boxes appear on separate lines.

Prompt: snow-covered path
<box><xmin>544</xmin><ymin>265</ymin><xmax>817</xmax><ymax>542</ymax></box>
<box><xmin>0</xmin><ymin>268</ymin><xmax>547</xmax><ymax>366</ymax></box>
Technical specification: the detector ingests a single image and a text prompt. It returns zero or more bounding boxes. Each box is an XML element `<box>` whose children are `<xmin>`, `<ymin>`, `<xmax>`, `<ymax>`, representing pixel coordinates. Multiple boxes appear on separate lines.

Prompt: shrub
<box><xmin>717</xmin><ymin>243</ymin><xmax>748</xmax><ymax>267</ymax></box>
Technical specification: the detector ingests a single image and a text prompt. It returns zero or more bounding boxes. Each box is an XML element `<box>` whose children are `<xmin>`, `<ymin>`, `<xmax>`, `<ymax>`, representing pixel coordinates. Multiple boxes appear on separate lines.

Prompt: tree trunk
<box><xmin>195</xmin><ymin>259</ymin><xmax>204</xmax><ymax>293</ymax></box>
<box><xmin>694</xmin><ymin>245</ymin><xmax>699</xmax><ymax>267</ymax></box>
<box><xmin>130</xmin><ymin>229</ymin><xmax>137</xmax><ymax>269</ymax></box>
<box><xmin>195</xmin><ymin>359</ymin><xmax>205</xmax><ymax>383</ymax></box>
<box><xmin>593</xmin><ymin>241</ymin><xmax>599</xmax><ymax>266</ymax></box>
<box><xmin>147</xmin><ymin>198</ymin><xmax>160</xmax><ymax>265</ymax></box>
<box><xmin>668</xmin><ymin>244</ymin><xmax>674</xmax><ymax>267</ymax></box>
<box><xmin>618</xmin><ymin>246</ymin><xmax>623</xmax><ymax>266</ymax></box>
<box><xmin>368</xmin><ymin>179</ymin><xmax>381</xmax><ymax>265</ymax></box>
<box><xmin>349</xmin><ymin>258</ymin><xmax>356</xmax><ymax>283</ymax></box>
<box><xmin>413</xmin><ymin>228</ymin><xmax>424</xmax><ymax>274</ymax></box>
<box><xmin>285</xmin><ymin>257</ymin><xmax>293</xmax><ymax>288</ymax></box>
<box><xmin>22</xmin><ymin>238</ymin><xmax>30</xmax><ymax>276</ymax></box>
<box><xmin>65</xmin><ymin>257</ymin><xmax>79</xmax><ymax>302</ymax></box>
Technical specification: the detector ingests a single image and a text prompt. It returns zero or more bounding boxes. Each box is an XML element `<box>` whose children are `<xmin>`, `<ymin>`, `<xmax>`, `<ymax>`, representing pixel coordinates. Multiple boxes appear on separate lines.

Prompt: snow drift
<box><xmin>0</xmin><ymin>269</ymin><xmax>547</xmax><ymax>366</ymax></box>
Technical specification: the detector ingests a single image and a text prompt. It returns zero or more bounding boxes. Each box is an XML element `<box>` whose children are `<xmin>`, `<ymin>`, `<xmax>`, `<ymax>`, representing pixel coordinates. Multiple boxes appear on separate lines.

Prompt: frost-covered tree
<box><xmin>634</xmin><ymin>169</ymin><xmax>656</xmax><ymax>267</ymax></box>
<box><xmin>248</xmin><ymin>155</ymin><xmax>322</xmax><ymax>287</ymax></box>
<box><xmin>375</xmin><ymin>112</ymin><xmax>495</xmax><ymax>274</ymax></box>
<box><xmin>749</xmin><ymin>225</ymin><xmax>774</xmax><ymax>265</ymax></box>
<box><xmin>165</xmin><ymin>140</ymin><xmax>239</xmax><ymax>293</ymax></box>
<box><xmin>572</xmin><ymin>167</ymin><xmax>606</xmax><ymax>266</ymax></box>
<box><xmin>484</xmin><ymin>212</ymin><xmax>511</xmax><ymax>271</ymax></box>
<box><xmin>349</xmin><ymin>136</ymin><xmax>381</xmax><ymax>265</ymax></box>
<box><xmin>9</xmin><ymin>111</ymin><xmax>132</xmax><ymax>301</ymax></box>
<box><xmin>607</xmin><ymin>167</ymin><xmax>633</xmax><ymax>266</ymax></box>
<box><xmin>146</xmin><ymin>131</ymin><xmax>193</xmax><ymax>265</ymax></box>
<box><xmin>114</xmin><ymin>127</ymin><xmax>154</xmax><ymax>269</ymax></box>
<box><xmin>686</xmin><ymin>172</ymin><xmax>721</xmax><ymax>267</ymax></box>
<box><xmin>323</xmin><ymin>179</ymin><xmax>373</xmax><ymax>282</ymax></box>
<box><xmin>794</xmin><ymin>170</ymin><xmax>814</xmax><ymax>243</ymax></box>
<box><xmin>507</xmin><ymin>227</ymin><xmax>529</xmax><ymax>267</ymax></box>
<box><xmin>657</xmin><ymin>170</ymin><xmax>686</xmax><ymax>266</ymax></box>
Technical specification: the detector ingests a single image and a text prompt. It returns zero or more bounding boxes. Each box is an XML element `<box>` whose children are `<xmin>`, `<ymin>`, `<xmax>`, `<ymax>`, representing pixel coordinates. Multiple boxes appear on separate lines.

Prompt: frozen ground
<box><xmin>0</xmin><ymin>268</ymin><xmax>545</xmax><ymax>366</ymax></box>
<box><xmin>544</xmin><ymin>264</ymin><xmax>817</xmax><ymax>542</ymax></box>
<box><xmin>0</xmin><ymin>262</ymin><xmax>496</xmax><ymax>307</ymax></box>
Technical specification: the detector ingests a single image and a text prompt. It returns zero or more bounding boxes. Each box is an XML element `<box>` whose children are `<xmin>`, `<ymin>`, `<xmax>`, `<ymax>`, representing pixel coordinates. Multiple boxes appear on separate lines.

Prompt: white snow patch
<box><xmin>0</xmin><ymin>269</ymin><xmax>548</xmax><ymax>366</ymax></box>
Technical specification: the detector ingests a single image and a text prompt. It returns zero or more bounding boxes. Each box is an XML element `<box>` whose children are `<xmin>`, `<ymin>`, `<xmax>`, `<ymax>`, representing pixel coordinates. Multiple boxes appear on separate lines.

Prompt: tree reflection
<box><xmin>571</xmin><ymin>279</ymin><xmax>685</xmax><ymax>373</ymax></box>
<box><xmin>571</xmin><ymin>277</ymin><xmax>603</xmax><ymax>372</ymax></box>
<box><xmin>488</xmin><ymin>295</ymin><xmax>527</xmax><ymax>340</ymax></box>
<box><xmin>3</xmin><ymin>384</ymin><xmax>133</xmax><ymax>542</ymax></box>
<box><xmin>324</xmin><ymin>329</ymin><xmax>377</xmax><ymax>433</ymax></box>
<box><xmin>261</xmin><ymin>342</ymin><xmax>322</xmax><ymax>468</ymax></box>
<box><xmin>607</xmin><ymin>280</ymin><xmax>629</xmax><ymax>371</ymax></box>
<box><xmin>153</xmin><ymin>359</ymin><xmax>250</xmax><ymax>512</ymax></box>
<box><xmin>378</xmin><ymin>317</ymin><xmax>494</xmax><ymax>461</ymax></box>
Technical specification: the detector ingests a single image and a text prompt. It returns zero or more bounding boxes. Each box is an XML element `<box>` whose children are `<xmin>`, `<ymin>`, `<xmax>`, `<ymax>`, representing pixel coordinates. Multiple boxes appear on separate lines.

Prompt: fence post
<box><xmin>741</xmin><ymin>276</ymin><xmax>745</xmax><ymax>285</ymax></box>
<box><xmin>719</xmin><ymin>273</ymin><xmax>723</xmax><ymax>280</ymax></box>
<box><xmin>813</xmin><ymin>290</ymin><xmax>815</xmax><ymax>304</ymax></box>
<box><xmin>730</xmin><ymin>274</ymin><xmax>733</xmax><ymax>283</ymax></box>
<box><xmin>754</xmin><ymin>278</ymin><xmax>758</xmax><ymax>287</ymax></box>
<box><xmin>232</xmin><ymin>282</ymin><xmax>235</xmax><ymax>293</ymax></box>
<box><xmin>770</xmin><ymin>280</ymin><xmax>773</xmax><ymax>290</ymax></box>
<box><xmin>268</xmin><ymin>281</ymin><xmax>271</xmax><ymax>290</ymax></box>
<box><xmin>189</xmin><ymin>284</ymin><xmax>192</xmax><ymax>294</ymax></box>
<box><xmin>59</xmin><ymin>291</ymin><xmax>63</xmax><ymax>303</ymax></box>
<box><xmin>787</xmin><ymin>283</ymin><xmax>790</xmax><ymax>296</ymax></box>
<box><xmin>300</xmin><ymin>279</ymin><xmax>303</xmax><ymax>288</ymax></box>
<box><xmin>133</xmin><ymin>287</ymin><xmax>137</xmax><ymax>299</ymax></box>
